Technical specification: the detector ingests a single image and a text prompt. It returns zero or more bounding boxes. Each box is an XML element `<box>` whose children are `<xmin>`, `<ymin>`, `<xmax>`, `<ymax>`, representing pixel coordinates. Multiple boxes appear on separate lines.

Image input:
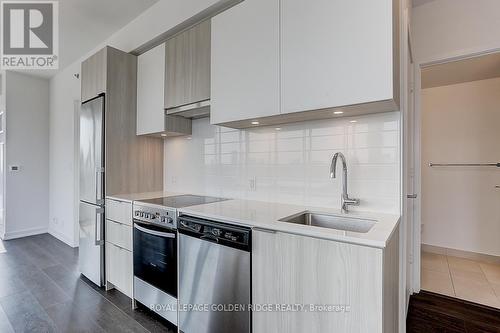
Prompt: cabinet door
<box><xmin>281</xmin><ymin>0</ymin><xmax>394</xmax><ymax>114</ymax></box>
<box><xmin>165</xmin><ymin>20</ymin><xmax>211</xmax><ymax>109</ymax></box>
<box><xmin>81</xmin><ymin>48</ymin><xmax>107</xmax><ymax>102</ymax></box>
<box><xmin>106</xmin><ymin>242</ymin><xmax>133</xmax><ymax>298</ymax></box>
<box><xmin>137</xmin><ymin>44</ymin><xmax>166</xmax><ymax>135</ymax></box>
<box><xmin>252</xmin><ymin>230</ymin><xmax>383</xmax><ymax>333</ymax></box>
<box><xmin>210</xmin><ymin>0</ymin><xmax>280</xmax><ymax>125</ymax></box>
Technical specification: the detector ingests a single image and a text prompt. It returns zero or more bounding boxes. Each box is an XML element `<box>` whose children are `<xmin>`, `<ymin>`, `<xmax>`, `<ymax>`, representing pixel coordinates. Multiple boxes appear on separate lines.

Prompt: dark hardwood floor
<box><xmin>0</xmin><ymin>233</ymin><xmax>176</xmax><ymax>333</ymax></box>
<box><xmin>407</xmin><ymin>290</ymin><xmax>500</xmax><ymax>333</ymax></box>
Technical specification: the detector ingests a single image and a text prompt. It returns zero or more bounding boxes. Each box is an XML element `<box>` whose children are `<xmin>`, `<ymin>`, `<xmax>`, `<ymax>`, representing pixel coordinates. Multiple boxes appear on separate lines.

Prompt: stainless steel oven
<box><xmin>133</xmin><ymin>222</ymin><xmax>177</xmax><ymax>296</ymax></box>
<box><xmin>133</xmin><ymin>204</ymin><xmax>178</xmax><ymax>325</ymax></box>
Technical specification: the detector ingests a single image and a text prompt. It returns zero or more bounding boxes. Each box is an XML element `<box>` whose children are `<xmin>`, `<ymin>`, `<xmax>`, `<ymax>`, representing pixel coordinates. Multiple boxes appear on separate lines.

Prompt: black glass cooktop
<box><xmin>138</xmin><ymin>194</ymin><xmax>229</xmax><ymax>209</ymax></box>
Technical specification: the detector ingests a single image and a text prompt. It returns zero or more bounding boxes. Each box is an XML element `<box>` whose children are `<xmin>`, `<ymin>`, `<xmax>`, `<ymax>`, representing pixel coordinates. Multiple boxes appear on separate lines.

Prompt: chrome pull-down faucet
<box><xmin>330</xmin><ymin>152</ymin><xmax>360</xmax><ymax>212</ymax></box>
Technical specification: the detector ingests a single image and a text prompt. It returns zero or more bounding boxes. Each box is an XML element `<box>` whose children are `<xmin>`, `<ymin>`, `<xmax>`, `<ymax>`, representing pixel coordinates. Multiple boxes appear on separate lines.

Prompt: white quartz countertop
<box><xmin>106</xmin><ymin>191</ymin><xmax>182</xmax><ymax>203</ymax></box>
<box><xmin>179</xmin><ymin>199</ymin><xmax>400</xmax><ymax>249</ymax></box>
<box><xmin>107</xmin><ymin>191</ymin><xmax>399</xmax><ymax>248</ymax></box>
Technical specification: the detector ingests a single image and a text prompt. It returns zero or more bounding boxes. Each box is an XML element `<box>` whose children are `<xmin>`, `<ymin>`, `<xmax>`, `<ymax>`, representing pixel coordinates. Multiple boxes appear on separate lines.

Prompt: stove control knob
<box><xmin>166</xmin><ymin>216</ymin><xmax>173</xmax><ymax>224</ymax></box>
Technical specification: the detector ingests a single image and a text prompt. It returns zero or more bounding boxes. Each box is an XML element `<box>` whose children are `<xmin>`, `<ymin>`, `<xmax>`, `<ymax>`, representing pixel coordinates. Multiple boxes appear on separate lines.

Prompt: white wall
<box><xmin>48</xmin><ymin>71</ymin><xmax>80</xmax><ymax>245</ymax></box>
<box><xmin>412</xmin><ymin>0</ymin><xmax>500</xmax><ymax>63</ymax></box>
<box><xmin>0</xmin><ymin>72</ymin><xmax>6</xmax><ymax>238</ymax></box>
<box><xmin>165</xmin><ymin>113</ymin><xmax>401</xmax><ymax>214</ymax></box>
<box><xmin>421</xmin><ymin>77</ymin><xmax>500</xmax><ymax>256</ymax></box>
<box><xmin>4</xmin><ymin>71</ymin><xmax>50</xmax><ymax>239</ymax></box>
<box><xmin>49</xmin><ymin>0</ymin><xmax>222</xmax><ymax>246</ymax></box>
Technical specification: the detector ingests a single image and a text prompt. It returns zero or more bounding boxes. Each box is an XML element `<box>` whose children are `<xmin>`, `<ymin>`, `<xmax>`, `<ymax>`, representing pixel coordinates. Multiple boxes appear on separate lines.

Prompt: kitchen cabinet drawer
<box><xmin>106</xmin><ymin>242</ymin><xmax>133</xmax><ymax>298</ymax></box>
<box><xmin>106</xmin><ymin>199</ymin><xmax>132</xmax><ymax>225</ymax></box>
<box><xmin>105</xmin><ymin>219</ymin><xmax>132</xmax><ymax>251</ymax></box>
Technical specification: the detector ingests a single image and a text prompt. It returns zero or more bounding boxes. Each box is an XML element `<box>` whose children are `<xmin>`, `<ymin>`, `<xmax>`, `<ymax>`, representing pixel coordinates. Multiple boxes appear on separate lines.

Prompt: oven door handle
<box><xmin>134</xmin><ymin>224</ymin><xmax>176</xmax><ymax>238</ymax></box>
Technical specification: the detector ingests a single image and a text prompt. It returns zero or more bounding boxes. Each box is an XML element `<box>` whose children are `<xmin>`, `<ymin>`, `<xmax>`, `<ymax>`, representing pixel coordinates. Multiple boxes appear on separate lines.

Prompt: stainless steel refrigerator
<box><xmin>79</xmin><ymin>94</ymin><xmax>105</xmax><ymax>286</ymax></box>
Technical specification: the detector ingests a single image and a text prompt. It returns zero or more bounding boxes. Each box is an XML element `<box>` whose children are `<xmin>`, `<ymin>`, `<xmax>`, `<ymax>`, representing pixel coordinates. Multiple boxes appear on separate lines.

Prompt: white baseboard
<box><xmin>48</xmin><ymin>227</ymin><xmax>78</xmax><ymax>248</ymax></box>
<box><xmin>422</xmin><ymin>243</ymin><xmax>500</xmax><ymax>264</ymax></box>
<box><xmin>3</xmin><ymin>226</ymin><xmax>48</xmax><ymax>240</ymax></box>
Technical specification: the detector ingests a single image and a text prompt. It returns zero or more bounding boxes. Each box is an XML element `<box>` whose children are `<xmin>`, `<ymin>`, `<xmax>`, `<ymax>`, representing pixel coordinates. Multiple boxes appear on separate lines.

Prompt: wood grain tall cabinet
<box><xmin>80</xmin><ymin>46</ymin><xmax>164</xmax><ymax>196</ymax></box>
<box><xmin>80</xmin><ymin>46</ymin><xmax>164</xmax><ymax>298</ymax></box>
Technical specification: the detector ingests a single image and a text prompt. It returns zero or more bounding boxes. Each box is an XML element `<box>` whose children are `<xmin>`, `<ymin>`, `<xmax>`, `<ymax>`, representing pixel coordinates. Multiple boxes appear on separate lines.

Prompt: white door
<box><xmin>403</xmin><ymin>32</ymin><xmax>419</xmax><ymax>308</ymax></box>
<box><xmin>0</xmin><ymin>142</ymin><xmax>4</xmax><ymax>239</ymax></box>
<box><xmin>406</xmin><ymin>54</ymin><xmax>416</xmax><ymax>299</ymax></box>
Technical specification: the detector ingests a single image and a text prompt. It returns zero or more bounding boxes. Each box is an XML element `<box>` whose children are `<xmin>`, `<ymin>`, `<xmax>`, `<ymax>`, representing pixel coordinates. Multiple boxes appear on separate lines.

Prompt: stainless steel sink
<box><xmin>278</xmin><ymin>211</ymin><xmax>375</xmax><ymax>233</ymax></box>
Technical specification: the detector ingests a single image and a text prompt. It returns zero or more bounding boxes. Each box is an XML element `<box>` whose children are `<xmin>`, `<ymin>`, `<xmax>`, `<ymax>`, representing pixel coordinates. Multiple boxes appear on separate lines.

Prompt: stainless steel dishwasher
<box><xmin>178</xmin><ymin>215</ymin><xmax>251</xmax><ymax>333</ymax></box>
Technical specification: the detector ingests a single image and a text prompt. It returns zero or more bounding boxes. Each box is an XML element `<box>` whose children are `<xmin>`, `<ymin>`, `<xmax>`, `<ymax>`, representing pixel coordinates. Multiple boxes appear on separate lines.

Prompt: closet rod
<box><xmin>429</xmin><ymin>162</ymin><xmax>500</xmax><ymax>167</ymax></box>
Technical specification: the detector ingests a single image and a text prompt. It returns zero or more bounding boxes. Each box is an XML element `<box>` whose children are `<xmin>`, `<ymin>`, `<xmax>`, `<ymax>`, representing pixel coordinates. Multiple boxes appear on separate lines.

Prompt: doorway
<box><xmin>415</xmin><ymin>52</ymin><xmax>500</xmax><ymax>309</ymax></box>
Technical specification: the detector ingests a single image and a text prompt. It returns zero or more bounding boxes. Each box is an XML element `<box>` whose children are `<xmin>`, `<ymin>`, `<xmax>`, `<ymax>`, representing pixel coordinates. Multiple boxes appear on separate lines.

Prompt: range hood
<box><xmin>165</xmin><ymin>99</ymin><xmax>210</xmax><ymax>119</ymax></box>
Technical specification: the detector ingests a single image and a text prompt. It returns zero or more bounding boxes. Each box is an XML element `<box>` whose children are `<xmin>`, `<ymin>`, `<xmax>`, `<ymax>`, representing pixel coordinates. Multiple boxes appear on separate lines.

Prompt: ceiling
<box><xmin>412</xmin><ymin>0</ymin><xmax>436</xmax><ymax>7</ymax></box>
<box><xmin>421</xmin><ymin>52</ymin><xmax>500</xmax><ymax>89</ymax></box>
<box><xmin>21</xmin><ymin>0</ymin><xmax>159</xmax><ymax>78</ymax></box>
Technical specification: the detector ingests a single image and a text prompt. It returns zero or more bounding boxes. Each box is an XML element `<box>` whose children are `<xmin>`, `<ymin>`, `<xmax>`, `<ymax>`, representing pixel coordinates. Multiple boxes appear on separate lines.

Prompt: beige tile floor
<box><xmin>421</xmin><ymin>252</ymin><xmax>500</xmax><ymax>309</ymax></box>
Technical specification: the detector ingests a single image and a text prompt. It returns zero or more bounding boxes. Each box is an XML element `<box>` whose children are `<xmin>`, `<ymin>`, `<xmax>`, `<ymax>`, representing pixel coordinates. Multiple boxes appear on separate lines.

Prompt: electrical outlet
<box><xmin>171</xmin><ymin>176</ymin><xmax>177</xmax><ymax>185</ymax></box>
<box><xmin>52</xmin><ymin>217</ymin><xmax>58</xmax><ymax>226</ymax></box>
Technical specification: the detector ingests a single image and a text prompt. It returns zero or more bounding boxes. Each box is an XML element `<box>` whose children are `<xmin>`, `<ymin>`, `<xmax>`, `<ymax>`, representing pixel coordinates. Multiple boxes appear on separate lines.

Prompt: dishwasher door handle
<box><xmin>200</xmin><ymin>234</ymin><xmax>219</xmax><ymax>243</ymax></box>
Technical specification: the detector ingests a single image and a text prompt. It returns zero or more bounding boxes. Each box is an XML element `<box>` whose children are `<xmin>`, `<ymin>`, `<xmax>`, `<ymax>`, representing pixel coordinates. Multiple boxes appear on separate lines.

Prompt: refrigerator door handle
<box><xmin>95</xmin><ymin>208</ymin><xmax>104</xmax><ymax>246</ymax></box>
<box><xmin>95</xmin><ymin>167</ymin><xmax>105</xmax><ymax>205</ymax></box>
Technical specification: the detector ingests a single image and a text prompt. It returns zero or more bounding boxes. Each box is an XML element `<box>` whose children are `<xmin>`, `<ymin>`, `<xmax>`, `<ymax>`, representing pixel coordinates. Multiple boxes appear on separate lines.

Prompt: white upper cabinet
<box><xmin>281</xmin><ymin>0</ymin><xmax>397</xmax><ymax>114</ymax></box>
<box><xmin>210</xmin><ymin>0</ymin><xmax>280</xmax><ymax>125</ymax></box>
<box><xmin>210</xmin><ymin>0</ymin><xmax>399</xmax><ymax>128</ymax></box>
<box><xmin>136</xmin><ymin>43</ymin><xmax>166</xmax><ymax>136</ymax></box>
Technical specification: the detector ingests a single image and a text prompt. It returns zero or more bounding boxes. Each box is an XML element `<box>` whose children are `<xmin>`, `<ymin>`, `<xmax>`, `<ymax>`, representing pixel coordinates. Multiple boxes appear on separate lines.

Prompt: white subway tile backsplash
<box><xmin>164</xmin><ymin>112</ymin><xmax>401</xmax><ymax>214</ymax></box>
